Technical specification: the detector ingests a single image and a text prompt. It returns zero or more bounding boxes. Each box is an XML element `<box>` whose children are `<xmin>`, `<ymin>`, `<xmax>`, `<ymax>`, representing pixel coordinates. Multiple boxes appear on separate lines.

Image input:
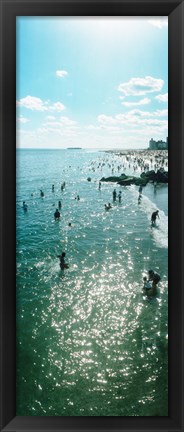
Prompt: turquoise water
<box><xmin>16</xmin><ymin>149</ymin><xmax>168</xmax><ymax>416</ymax></box>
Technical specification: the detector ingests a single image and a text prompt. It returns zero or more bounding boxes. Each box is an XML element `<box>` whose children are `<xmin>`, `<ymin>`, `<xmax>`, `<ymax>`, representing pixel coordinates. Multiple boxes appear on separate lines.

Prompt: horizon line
<box><xmin>16</xmin><ymin>147</ymin><xmax>151</xmax><ymax>151</ymax></box>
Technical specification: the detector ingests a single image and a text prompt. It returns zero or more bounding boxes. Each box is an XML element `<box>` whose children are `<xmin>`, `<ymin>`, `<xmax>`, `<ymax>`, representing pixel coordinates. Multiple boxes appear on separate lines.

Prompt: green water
<box><xmin>16</xmin><ymin>149</ymin><xmax>168</xmax><ymax>416</ymax></box>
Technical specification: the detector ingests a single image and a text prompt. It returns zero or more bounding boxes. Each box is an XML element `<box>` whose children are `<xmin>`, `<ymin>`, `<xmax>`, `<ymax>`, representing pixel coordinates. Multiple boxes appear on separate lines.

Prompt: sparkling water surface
<box><xmin>16</xmin><ymin>149</ymin><xmax>168</xmax><ymax>416</ymax></box>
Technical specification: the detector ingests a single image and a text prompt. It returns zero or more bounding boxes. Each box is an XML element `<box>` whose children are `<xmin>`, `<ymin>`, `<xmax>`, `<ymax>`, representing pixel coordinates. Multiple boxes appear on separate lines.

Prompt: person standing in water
<box><xmin>142</xmin><ymin>271</ymin><xmax>160</xmax><ymax>297</ymax></box>
<box><xmin>146</xmin><ymin>275</ymin><xmax>159</xmax><ymax>297</ymax></box>
<box><xmin>151</xmin><ymin>210</ymin><xmax>159</xmax><ymax>225</ymax></box>
<box><xmin>148</xmin><ymin>269</ymin><xmax>161</xmax><ymax>284</ymax></box>
<box><xmin>57</xmin><ymin>252</ymin><xmax>69</xmax><ymax>270</ymax></box>
<box><xmin>138</xmin><ymin>194</ymin><xmax>142</xmax><ymax>204</ymax></box>
<box><xmin>113</xmin><ymin>189</ymin><xmax>117</xmax><ymax>201</ymax></box>
<box><xmin>118</xmin><ymin>191</ymin><xmax>122</xmax><ymax>203</ymax></box>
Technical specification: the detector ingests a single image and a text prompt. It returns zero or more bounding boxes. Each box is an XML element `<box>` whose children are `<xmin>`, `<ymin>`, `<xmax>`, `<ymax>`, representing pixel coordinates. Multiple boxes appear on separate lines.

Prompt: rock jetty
<box><xmin>101</xmin><ymin>168</ymin><xmax>168</xmax><ymax>186</ymax></box>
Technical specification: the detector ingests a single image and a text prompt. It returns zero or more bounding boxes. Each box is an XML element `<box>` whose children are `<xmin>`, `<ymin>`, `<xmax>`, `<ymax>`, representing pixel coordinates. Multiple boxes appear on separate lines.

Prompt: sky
<box><xmin>16</xmin><ymin>17</ymin><xmax>168</xmax><ymax>150</ymax></box>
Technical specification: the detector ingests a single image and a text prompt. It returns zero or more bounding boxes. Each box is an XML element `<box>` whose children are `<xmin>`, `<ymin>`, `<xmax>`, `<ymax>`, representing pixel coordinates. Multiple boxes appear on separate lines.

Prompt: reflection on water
<box><xmin>16</xmin><ymin>149</ymin><xmax>168</xmax><ymax>416</ymax></box>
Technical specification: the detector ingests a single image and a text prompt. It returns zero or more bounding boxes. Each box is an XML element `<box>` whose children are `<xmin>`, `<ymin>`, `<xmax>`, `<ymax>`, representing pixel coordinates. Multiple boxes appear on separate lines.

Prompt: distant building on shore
<box><xmin>149</xmin><ymin>137</ymin><xmax>168</xmax><ymax>150</ymax></box>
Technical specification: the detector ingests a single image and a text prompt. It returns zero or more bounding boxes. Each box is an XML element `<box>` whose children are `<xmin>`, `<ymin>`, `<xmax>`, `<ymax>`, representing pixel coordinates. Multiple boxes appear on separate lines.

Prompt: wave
<box><xmin>129</xmin><ymin>185</ymin><xmax>168</xmax><ymax>249</ymax></box>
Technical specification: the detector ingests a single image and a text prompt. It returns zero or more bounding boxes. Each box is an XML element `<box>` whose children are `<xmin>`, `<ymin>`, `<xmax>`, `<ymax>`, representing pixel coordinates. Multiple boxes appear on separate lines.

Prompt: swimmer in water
<box><xmin>40</xmin><ymin>190</ymin><xmax>44</xmax><ymax>197</ymax></box>
<box><xmin>23</xmin><ymin>201</ymin><xmax>28</xmax><ymax>211</ymax></box>
<box><xmin>54</xmin><ymin>209</ymin><xmax>60</xmax><ymax>220</ymax></box>
<box><xmin>105</xmin><ymin>203</ymin><xmax>112</xmax><ymax>210</ymax></box>
<box><xmin>57</xmin><ymin>252</ymin><xmax>69</xmax><ymax>270</ymax></box>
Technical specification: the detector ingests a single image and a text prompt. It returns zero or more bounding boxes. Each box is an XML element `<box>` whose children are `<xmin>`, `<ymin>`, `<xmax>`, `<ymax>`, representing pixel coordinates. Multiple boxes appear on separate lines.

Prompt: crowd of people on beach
<box><xmin>21</xmin><ymin>150</ymin><xmax>166</xmax><ymax>294</ymax></box>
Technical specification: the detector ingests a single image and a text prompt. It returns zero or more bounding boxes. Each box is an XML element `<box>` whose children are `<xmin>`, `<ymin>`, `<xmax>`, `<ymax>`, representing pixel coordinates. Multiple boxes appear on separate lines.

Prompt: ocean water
<box><xmin>16</xmin><ymin>149</ymin><xmax>168</xmax><ymax>416</ymax></box>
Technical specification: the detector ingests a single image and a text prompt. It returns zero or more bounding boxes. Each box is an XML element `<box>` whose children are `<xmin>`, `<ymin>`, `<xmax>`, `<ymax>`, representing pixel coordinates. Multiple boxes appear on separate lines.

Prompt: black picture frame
<box><xmin>0</xmin><ymin>0</ymin><xmax>183</xmax><ymax>431</ymax></box>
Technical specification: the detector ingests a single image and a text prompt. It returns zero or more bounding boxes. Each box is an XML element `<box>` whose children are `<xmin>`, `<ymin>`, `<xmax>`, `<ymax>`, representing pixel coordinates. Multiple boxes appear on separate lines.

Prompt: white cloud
<box><xmin>85</xmin><ymin>124</ymin><xmax>100</xmax><ymax>131</ymax></box>
<box><xmin>121</xmin><ymin>97</ymin><xmax>151</xmax><ymax>107</ymax></box>
<box><xmin>155</xmin><ymin>93</ymin><xmax>168</xmax><ymax>103</ymax></box>
<box><xmin>46</xmin><ymin>115</ymin><xmax>56</xmax><ymax>121</ymax></box>
<box><xmin>148</xmin><ymin>18</ymin><xmax>168</xmax><ymax>29</ymax></box>
<box><xmin>44</xmin><ymin>116</ymin><xmax>78</xmax><ymax>128</ymax></box>
<box><xmin>17</xmin><ymin>120</ymin><xmax>168</xmax><ymax>150</ymax></box>
<box><xmin>118</xmin><ymin>76</ymin><xmax>164</xmax><ymax>96</ymax></box>
<box><xmin>50</xmin><ymin>102</ymin><xmax>66</xmax><ymax>112</ymax></box>
<box><xmin>37</xmin><ymin>127</ymin><xmax>49</xmax><ymax>134</ymax></box>
<box><xmin>97</xmin><ymin>114</ymin><xmax>116</xmax><ymax>125</ymax></box>
<box><xmin>56</xmin><ymin>70</ymin><xmax>68</xmax><ymax>78</ymax></box>
<box><xmin>17</xmin><ymin>115</ymin><xmax>30</xmax><ymax>123</ymax></box>
<box><xmin>123</xmin><ymin>108</ymin><xmax>168</xmax><ymax>118</ymax></box>
<box><xmin>115</xmin><ymin>109</ymin><xmax>167</xmax><ymax>126</ymax></box>
<box><xmin>17</xmin><ymin>104</ymin><xmax>168</xmax><ymax>150</ymax></box>
<box><xmin>154</xmin><ymin>109</ymin><xmax>168</xmax><ymax>117</ymax></box>
<box><xmin>16</xmin><ymin>96</ymin><xmax>48</xmax><ymax>111</ymax></box>
<box><xmin>59</xmin><ymin>116</ymin><xmax>77</xmax><ymax>126</ymax></box>
<box><xmin>97</xmin><ymin>109</ymin><xmax>167</xmax><ymax>132</ymax></box>
<box><xmin>17</xmin><ymin>96</ymin><xmax>66</xmax><ymax>112</ymax></box>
